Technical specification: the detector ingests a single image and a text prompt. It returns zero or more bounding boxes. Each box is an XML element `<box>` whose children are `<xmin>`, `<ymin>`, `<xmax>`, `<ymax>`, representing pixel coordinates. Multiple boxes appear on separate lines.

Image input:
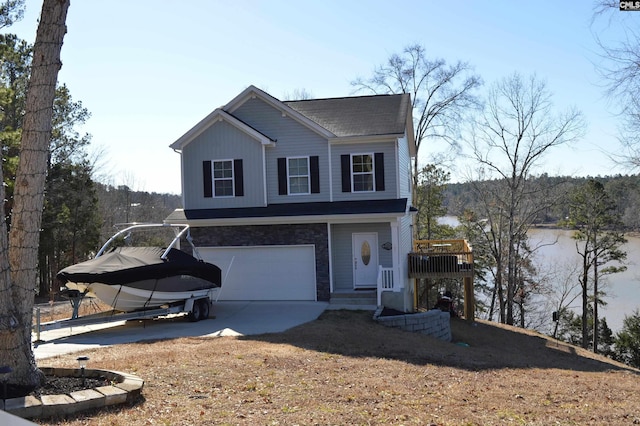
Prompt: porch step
<box><xmin>329</xmin><ymin>290</ymin><xmax>377</xmax><ymax>310</ymax></box>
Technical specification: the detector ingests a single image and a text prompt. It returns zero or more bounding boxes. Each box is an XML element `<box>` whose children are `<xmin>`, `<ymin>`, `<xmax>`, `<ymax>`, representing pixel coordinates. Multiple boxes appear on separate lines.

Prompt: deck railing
<box><xmin>408</xmin><ymin>239</ymin><xmax>473</xmax><ymax>278</ymax></box>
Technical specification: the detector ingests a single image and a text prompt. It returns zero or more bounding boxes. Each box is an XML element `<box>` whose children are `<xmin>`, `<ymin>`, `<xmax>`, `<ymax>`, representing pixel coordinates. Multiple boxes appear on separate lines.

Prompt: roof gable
<box><xmin>170</xmin><ymin>86</ymin><xmax>416</xmax><ymax>156</ymax></box>
<box><xmin>224</xmin><ymin>85</ymin><xmax>335</xmax><ymax>139</ymax></box>
<box><xmin>170</xmin><ymin>108</ymin><xmax>274</xmax><ymax>151</ymax></box>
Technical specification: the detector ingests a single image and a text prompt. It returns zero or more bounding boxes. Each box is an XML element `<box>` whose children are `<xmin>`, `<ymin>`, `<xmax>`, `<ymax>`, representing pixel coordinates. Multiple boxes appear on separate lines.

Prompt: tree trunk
<box><xmin>497</xmin><ymin>270</ymin><xmax>506</xmax><ymax>323</ymax></box>
<box><xmin>0</xmin><ymin>0</ymin><xmax>70</xmax><ymax>395</ymax></box>
<box><xmin>581</xmin><ymin>256</ymin><xmax>589</xmax><ymax>349</ymax></box>
<box><xmin>592</xmin><ymin>254</ymin><xmax>599</xmax><ymax>353</ymax></box>
<box><xmin>488</xmin><ymin>276</ymin><xmax>497</xmax><ymax>322</ymax></box>
<box><xmin>506</xmin><ymin>242</ymin><xmax>516</xmax><ymax>325</ymax></box>
<box><xmin>0</xmin><ymin>132</ymin><xmax>17</xmax><ymax>395</ymax></box>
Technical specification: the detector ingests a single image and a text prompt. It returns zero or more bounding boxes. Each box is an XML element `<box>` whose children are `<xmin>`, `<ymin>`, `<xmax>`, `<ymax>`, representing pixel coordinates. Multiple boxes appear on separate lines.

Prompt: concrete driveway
<box><xmin>33</xmin><ymin>301</ymin><xmax>329</xmax><ymax>360</ymax></box>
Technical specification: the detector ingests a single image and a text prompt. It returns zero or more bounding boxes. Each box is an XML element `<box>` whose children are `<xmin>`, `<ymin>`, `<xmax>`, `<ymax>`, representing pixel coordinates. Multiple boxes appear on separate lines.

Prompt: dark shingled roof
<box><xmin>284</xmin><ymin>93</ymin><xmax>411</xmax><ymax>138</ymax></box>
<box><xmin>167</xmin><ymin>199</ymin><xmax>413</xmax><ymax>222</ymax></box>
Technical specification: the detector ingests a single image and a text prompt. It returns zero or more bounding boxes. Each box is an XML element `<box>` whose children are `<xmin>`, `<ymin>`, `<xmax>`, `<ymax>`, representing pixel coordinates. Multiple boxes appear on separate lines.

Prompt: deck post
<box><xmin>463</xmin><ymin>276</ymin><xmax>474</xmax><ymax>322</ymax></box>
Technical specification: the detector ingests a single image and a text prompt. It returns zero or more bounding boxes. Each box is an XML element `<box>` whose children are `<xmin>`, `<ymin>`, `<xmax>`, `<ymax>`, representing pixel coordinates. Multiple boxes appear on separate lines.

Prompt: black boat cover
<box><xmin>57</xmin><ymin>246</ymin><xmax>222</xmax><ymax>287</ymax></box>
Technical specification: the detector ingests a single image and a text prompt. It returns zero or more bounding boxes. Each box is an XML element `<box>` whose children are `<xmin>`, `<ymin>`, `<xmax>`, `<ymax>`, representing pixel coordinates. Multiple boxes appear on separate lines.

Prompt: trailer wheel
<box><xmin>198</xmin><ymin>299</ymin><xmax>210</xmax><ymax>321</ymax></box>
<box><xmin>188</xmin><ymin>300</ymin><xmax>202</xmax><ymax>322</ymax></box>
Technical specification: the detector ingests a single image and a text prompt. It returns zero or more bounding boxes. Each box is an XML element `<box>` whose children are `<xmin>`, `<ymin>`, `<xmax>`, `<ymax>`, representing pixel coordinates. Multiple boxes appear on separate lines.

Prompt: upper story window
<box><xmin>288</xmin><ymin>157</ymin><xmax>310</xmax><ymax>195</ymax></box>
<box><xmin>213</xmin><ymin>160</ymin><xmax>234</xmax><ymax>197</ymax></box>
<box><xmin>278</xmin><ymin>156</ymin><xmax>320</xmax><ymax>195</ymax></box>
<box><xmin>202</xmin><ymin>159</ymin><xmax>244</xmax><ymax>198</ymax></box>
<box><xmin>341</xmin><ymin>153</ymin><xmax>385</xmax><ymax>193</ymax></box>
<box><xmin>351</xmin><ymin>154</ymin><xmax>374</xmax><ymax>192</ymax></box>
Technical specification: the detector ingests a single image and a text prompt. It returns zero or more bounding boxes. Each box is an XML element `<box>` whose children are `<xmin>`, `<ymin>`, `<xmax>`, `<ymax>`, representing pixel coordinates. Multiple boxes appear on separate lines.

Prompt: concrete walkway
<box><xmin>0</xmin><ymin>410</ymin><xmax>37</xmax><ymax>426</ymax></box>
<box><xmin>33</xmin><ymin>301</ymin><xmax>329</xmax><ymax>360</ymax></box>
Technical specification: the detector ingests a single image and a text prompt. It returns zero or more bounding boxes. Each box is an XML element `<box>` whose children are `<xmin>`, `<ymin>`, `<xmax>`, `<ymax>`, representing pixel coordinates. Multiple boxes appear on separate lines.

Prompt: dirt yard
<box><xmin>36</xmin><ymin>309</ymin><xmax>640</xmax><ymax>426</ymax></box>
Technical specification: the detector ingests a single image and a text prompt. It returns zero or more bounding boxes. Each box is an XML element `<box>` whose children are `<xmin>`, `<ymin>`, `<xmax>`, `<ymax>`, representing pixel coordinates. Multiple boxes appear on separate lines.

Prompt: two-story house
<box><xmin>166</xmin><ymin>85</ymin><xmax>417</xmax><ymax>312</ymax></box>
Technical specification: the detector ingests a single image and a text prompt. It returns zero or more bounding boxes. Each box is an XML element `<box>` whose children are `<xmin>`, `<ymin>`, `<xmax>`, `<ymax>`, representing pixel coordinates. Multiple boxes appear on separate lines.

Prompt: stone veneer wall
<box><xmin>374</xmin><ymin>308</ymin><xmax>452</xmax><ymax>341</ymax></box>
<box><xmin>191</xmin><ymin>223</ymin><xmax>330</xmax><ymax>301</ymax></box>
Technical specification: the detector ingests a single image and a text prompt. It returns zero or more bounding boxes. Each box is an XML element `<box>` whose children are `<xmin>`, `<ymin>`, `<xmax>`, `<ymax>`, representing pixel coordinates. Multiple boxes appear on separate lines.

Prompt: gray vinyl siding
<box><xmin>182</xmin><ymin>120</ymin><xmax>265</xmax><ymax>210</ymax></box>
<box><xmin>331</xmin><ymin>141</ymin><xmax>398</xmax><ymax>202</ymax></box>
<box><xmin>398</xmin><ymin>214</ymin><xmax>413</xmax><ymax>288</ymax></box>
<box><xmin>233</xmin><ymin>97</ymin><xmax>330</xmax><ymax>204</ymax></box>
<box><xmin>397</xmin><ymin>134</ymin><xmax>412</xmax><ymax>202</ymax></box>
<box><xmin>330</xmin><ymin>223</ymin><xmax>392</xmax><ymax>291</ymax></box>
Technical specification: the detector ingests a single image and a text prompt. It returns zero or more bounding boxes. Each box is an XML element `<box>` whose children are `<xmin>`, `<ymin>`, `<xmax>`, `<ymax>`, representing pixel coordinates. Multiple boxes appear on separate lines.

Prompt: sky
<box><xmin>5</xmin><ymin>0</ymin><xmax>637</xmax><ymax>195</ymax></box>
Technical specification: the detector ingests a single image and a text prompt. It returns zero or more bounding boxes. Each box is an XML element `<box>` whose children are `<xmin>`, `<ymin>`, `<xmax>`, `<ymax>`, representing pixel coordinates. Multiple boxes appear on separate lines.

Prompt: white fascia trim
<box><xmin>224</xmin><ymin>85</ymin><xmax>266</xmax><ymax>111</ymax></box>
<box><xmin>403</xmin><ymin>97</ymin><xmax>417</xmax><ymax>157</ymax></box>
<box><xmin>183</xmin><ymin>212</ymin><xmax>409</xmax><ymax>227</ymax></box>
<box><xmin>329</xmin><ymin>134</ymin><xmax>404</xmax><ymax>144</ymax></box>
<box><xmin>406</xmin><ymin>130</ymin><xmax>417</xmax><ymax>158</ymax></box>
<box><xmin>170</xmin><ymin>109</ymin><xmax>274</xmax><ymax>151</ymax></box>
<box><xmin>225</xmin><ymin>85</ymin><xmax>335</xmax><ymax>139</ymax></box>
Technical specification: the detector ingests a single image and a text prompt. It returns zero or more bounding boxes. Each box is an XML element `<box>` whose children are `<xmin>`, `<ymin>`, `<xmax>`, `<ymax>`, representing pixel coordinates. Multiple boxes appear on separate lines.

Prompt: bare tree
<box><xmin>529</xmin><ymin>258</ymin><xmax>581</xmax><ymax>338</ymax></box>
<box><xmin>282</xmin><ymin>88</ymin><xmax>314</xmax><ymax>101</ymax></box>
<box><xmin>0</xmin><ymin>0</ymin><xmax>70</xmax><ymax>395</ymax></box>
<box><xmin>351</xmin><ymin>43</ymin><xmax>482</xmax><ymax>192</ymax></box>
<box><xmin>592</xmin><ymin>1</ymin><xmax>640</xmax><ymax>168</ymax></box>
<box><xmin>467</xmin><ymin>73</ymin><xmax>586</xmax><ymax>325</ymax></box>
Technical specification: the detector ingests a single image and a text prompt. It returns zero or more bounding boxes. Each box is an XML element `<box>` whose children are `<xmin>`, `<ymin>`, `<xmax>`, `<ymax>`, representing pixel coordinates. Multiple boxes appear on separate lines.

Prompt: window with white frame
<box><xmin>288</xmin><ymin>156</ymin><xmax>310</xmax><ymax>195</ymax></box>
<box><xmin>213</xmin><ymin>160</ymin><xmax>234</xmax><ymax>197</ymax></box>
<box><xmin>351</xmin><ymin>154</ymin><xmax>374</xmax><ymax>192</ymax></box>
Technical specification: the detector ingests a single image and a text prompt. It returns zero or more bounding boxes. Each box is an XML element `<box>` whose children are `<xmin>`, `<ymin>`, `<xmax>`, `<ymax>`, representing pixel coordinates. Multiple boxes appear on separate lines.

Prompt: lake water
<box><xmin>528</xmin><ymin>228</ymin><xmax>640</xmax><ymax>333</ymax></box>
<box><xmin>438</xmin><ymin>217</ymin><xmax>640</xmax><ymax>332</ymax></box>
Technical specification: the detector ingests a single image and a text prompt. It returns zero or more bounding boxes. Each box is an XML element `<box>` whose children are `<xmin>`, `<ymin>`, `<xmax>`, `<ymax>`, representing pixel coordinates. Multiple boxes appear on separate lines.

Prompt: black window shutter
<box><xmin>203</xmin><ymin>160</ymin><xmax>212</xmax><ymax>198</ymax></box>
<box><xmin>277</xmin><ymin>157</ymin><xmax>287</xmax><ymax>195</ymax></box>
<box><xmin>375</xmin><ymin>152</ymin><xmax>385</xmax><ymax>191</ymax></box>
<box><xmin>310</xmin><ymin>156</ymin><xmax>320</xmax><ymax>193</ymax></box>
<box><xmin>341</xmin><ymin>154</ymin><xmax>351</xmax><ymax>192</ymax></box>
<box><xmin>234</xmin><ymin>159</ymin><xmax>244</xmax><ymax>196</ymax></box>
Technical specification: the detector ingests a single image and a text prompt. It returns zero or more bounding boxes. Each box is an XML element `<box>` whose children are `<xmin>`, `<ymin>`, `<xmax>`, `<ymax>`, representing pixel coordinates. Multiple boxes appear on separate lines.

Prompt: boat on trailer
<box><xmin>57</xmin><ymin>223</ymin><xmax>222</xmax><ymax>313</ymax></box>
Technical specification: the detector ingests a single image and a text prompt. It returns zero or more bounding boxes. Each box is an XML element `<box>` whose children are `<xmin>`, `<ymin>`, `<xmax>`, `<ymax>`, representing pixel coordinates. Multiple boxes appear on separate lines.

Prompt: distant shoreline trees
<box><xmin>443</xmin><ymin>174</ymin><xmax>640</xmax><ymax>231</ymax></box>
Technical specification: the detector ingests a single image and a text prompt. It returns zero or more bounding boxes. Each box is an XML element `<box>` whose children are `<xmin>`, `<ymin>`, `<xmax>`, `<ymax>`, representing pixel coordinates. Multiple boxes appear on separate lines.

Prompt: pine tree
<box><xmin>0</xmin><ymin>0</ymin><xmax>70</xmax><ymax>396</ymax></box>
<box><xmin>615</xmin><ymin>310</ymin><xmax>640</xmax><ymax>368</ymax></box>
<box><xmin>566</xmin><ymin>179</ymin><xmax>627</xmax><ymax>352</ymax></box>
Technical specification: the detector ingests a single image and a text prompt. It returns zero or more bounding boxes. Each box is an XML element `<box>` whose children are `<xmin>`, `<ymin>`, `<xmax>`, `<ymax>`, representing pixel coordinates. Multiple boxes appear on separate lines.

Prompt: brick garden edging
<box><xmin>373</xmin><ymin>308</ymin><xmax>452</xmax><ymax>341</ymax></box>
<box><xmin>1</xmin><ymin>368</ymin><xmax>144</xmax><ymax>420</ymax></box>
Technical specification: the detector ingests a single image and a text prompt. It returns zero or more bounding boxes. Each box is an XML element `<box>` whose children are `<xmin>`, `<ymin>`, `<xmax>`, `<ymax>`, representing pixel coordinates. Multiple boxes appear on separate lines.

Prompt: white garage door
<box><xmin>199</xmin><ymin>245</ymin><xmax>317</xmax><ymax>301</ymax></box>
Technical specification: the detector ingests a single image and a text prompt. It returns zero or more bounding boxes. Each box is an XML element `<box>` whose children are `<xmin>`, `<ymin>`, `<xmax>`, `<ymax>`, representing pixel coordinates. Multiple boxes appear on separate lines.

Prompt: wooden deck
<box><xmin>408</xmin><ymin>239</ymin><xmax>475</xmax><ymax>321</ymax></box>
<box><xmin>408</xmin><ymin>239</ymin><xmax>473</xmax><ymax>279</ymax></box>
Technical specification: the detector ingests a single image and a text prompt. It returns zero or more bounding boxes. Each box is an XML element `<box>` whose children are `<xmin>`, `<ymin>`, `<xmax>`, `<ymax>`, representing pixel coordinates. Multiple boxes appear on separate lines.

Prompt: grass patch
<box><xmin>36</xmin><ymin>310</ymin><xmax>640</xmax><ymax>425</ymax></box>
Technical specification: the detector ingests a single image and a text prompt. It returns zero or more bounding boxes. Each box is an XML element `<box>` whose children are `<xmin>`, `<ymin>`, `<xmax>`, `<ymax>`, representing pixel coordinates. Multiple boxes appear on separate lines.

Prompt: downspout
<box><xmin>172</xmin><ymin>147</ymin><xmax>186</xmax><ymax>209</ymax></box>
<box><xmin>262</xmin><ymin>145</ymin><xmax>268</xmax><ymax>206</ymax></box>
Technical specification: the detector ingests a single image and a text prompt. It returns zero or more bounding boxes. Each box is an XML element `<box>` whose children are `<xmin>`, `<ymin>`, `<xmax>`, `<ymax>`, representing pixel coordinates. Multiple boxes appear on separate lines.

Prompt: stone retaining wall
<box><xmin>374</xmin><ymin>308</ymin><xmax>452</xmax><ymax>341</ymax></box>
<box><xmin>2</xmin><ymin>368</ymin><xmax>143</xmax><ymax>420</ymax></box>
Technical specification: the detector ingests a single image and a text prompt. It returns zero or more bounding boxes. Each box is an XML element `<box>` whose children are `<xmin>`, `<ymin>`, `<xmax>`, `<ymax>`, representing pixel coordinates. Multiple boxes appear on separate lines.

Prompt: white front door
<box><xmin>352</xmin><ymin>233</ymin><xmax>378</xmax><ymax>288</ymax></box>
